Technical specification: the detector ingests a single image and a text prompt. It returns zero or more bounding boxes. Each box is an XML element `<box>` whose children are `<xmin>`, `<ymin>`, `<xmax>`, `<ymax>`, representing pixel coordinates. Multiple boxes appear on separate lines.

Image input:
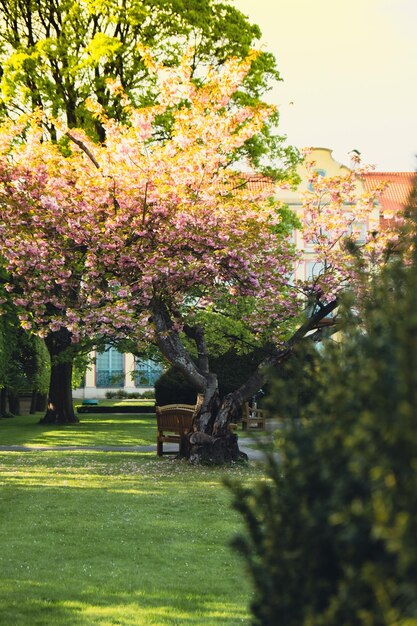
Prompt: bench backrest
<box><xmin>155</xmin><ymin>405</ymin><xmax>195</xmax><ymax>434</ymax></box>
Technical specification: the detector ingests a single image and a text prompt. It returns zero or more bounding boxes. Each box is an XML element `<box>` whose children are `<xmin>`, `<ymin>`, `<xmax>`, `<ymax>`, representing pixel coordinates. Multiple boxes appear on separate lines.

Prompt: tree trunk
<box><xmin>30</xmin><ymin>391</ymin><xmax>38</xmax><ymax>414</ymax></box>
<box><xmin>39</xmin><ymin>329</ymin><xmax>78</xmax><ymax>425</ymax></box>
<box><xmin>152</xmin><ymin>301</ymin><xmax>248</xmax><ymax>464</ymax></box>
<box><xmin>186</xmin><ymin>379</ymin><xmax>248</xmax><ymax>465</ymax></box>
<box><xmin>39</xmin><ymin>359</ymin><xmax>78</xmax><ymax>424</ymax></box>
<box><xmin>29</xmin><ymin>391</ymin><xmax>48</xmax><ymax>413</ymax></box>
<box><xmin>8</xmin><ymin>392</ymin><xmax>20</xmax><ymax>416</ymax></box>
<box><xmin>0</xmin><ymin>387</ymin><xmax>9</xmax><ymax>417</ymax></box>
<box><xmin>152</xmin><ymin>297</ymin><xmax>338</xmax><ymax>464</ymax></box>
<box><xmin>35</xmin><ymin>393</ymin><xmax>48</xmax><ymax>412</ymax></box>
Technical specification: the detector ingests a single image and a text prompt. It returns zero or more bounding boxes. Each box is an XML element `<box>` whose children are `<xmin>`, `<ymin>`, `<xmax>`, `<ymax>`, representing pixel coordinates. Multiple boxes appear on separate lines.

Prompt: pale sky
<box><xmin>233</xmin><ymin>0</ymin><xmax>417</xmax><ymax>171</ymax></box>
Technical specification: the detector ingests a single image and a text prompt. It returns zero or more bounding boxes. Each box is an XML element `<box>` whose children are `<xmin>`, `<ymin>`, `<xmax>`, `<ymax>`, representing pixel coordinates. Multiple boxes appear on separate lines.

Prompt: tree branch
<box><xmin>183</xmin><ymin>323</ymin><xmax>209</xmax><ymax>374</ymax></box>
<box><xmin>151</xmin><ymin>299</ymin><xmax>207</xmax><ymax>392</ymax></box>
<box><xmin>65</xmin><ymin>131</ymin><xmax>120</xmax><ymax>211</ymax></box>
<box><xmin>65</xmin><ymin>131</ymin><xmax>100</xmax><ymax>169</ymax></box>
<box><xmin>214</xmin><ymin>298</ymin><xmax>339</xmax><ymax>430</ymax></box>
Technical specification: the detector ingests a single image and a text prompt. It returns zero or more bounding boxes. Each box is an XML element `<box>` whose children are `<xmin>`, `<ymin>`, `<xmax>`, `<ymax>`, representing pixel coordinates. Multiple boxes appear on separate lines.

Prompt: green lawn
<box><xmin>84</xmin><ymin>399</ymin><xmax>155</xmax><ymax>406</ymax></box>
<box><xmin>0</xmin><ymin>409</ymin><xmax>273</xmax><ymax>449</ymax></box>
<box><xmin>0</xmin><ymin>414</ymin><xmax>261</xmax><ymax>625</ymax></box>
<box><xmin>0</xmin><ymin>412</ymin><xmax>156</xmax><ymax>447</ymax></box>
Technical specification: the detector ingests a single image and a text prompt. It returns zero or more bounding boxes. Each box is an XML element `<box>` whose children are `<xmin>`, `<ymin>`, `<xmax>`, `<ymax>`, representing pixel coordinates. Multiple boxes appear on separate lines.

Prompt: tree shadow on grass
<box><xmin>0</xmin><ymin>582</ymin><xmax>250</xmax><ymax>625</ymax></box>
<box><xmin>0</xmin><ymin>459</ymin><xmax>252</xmax><ymax>625</ymax></box>
<box><xmin>0</xmin><ymin>412</ymin><xmax>157</xmax><ymax>447</ymax></box>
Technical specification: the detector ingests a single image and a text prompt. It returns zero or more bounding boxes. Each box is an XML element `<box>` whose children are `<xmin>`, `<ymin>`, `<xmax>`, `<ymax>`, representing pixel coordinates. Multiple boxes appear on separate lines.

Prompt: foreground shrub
<box><xmin>227</xmin><ymin>243</ymin><xmax>417</xmax><ymax>625</ymax></box>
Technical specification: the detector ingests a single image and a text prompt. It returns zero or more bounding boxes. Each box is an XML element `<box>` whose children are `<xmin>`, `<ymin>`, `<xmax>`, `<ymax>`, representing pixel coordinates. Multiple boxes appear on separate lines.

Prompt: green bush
<box><xmin>0</xmin><ymin>311</ymin><xmax>50</xmax><ymax>415</ymax></box>
<box><xmin>227</xmin><ymin>247</ymin><xmax>417</xmax><ymax>624</ymax></box>
<box><xmin>104</xmin><ymin>390</ymin><xmax>155</xmax><ymax>400</ymax></box>
<box><xmin>139</xmin><ymin>390</ymin><xmax>156</xmax><ymax>399</ymax></box>
<box><xmin>154</xmin><ymin>368</ymin><xmax>197</xmax><ymax>405</ymax></box>
<box><xmin>210</xmin><ymin>347</ymin><xmax>268</xmax><ymax>399</ymax></box>
<box><xmin>104</xmin><ymin>389</ymin><xmax>128</xmax><ymax>399</ymax></box>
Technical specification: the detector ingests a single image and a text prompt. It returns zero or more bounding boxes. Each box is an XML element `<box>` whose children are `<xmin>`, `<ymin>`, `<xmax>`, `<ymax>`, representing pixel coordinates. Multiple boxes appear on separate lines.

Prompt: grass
<box><xmin>82</xmin><ymin>399</ymin><xmax>155</xmax><ymax>406</ymax></box>
<box><xmin>0</xmin><ymin>409</ymin><xmax>274</xmax><ymax>449</ymax></box>
<box><xmin>0</xmin><ymin>414</ymin><xmax>263</xmax><ymax>625</ymax></box>
<box><xmin>0</xmin><ymin>412</ymin><xmax>156</xmax><ymax>447</ymax></box>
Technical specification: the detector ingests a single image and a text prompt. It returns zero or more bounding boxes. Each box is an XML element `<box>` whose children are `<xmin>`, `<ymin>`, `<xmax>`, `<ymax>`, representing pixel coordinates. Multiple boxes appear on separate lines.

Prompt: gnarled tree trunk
<box><xmin>152</xmin><ymin>300</ymin><xmax>249</xmax><ymax>464</ymax></box>
<box><xmin>152</xmin><ymin>296</ymin><xmax>338</xmax><ymax>464</ymax></box>
<box><xmin>39</xmin><ymin>329</ymin><xmax>78</xmax><ymax>425</ymax></box>
<box><xmin>187</xmin><ymin>376</ymin><xmax>248</xmax><ymax>465</ymax></box>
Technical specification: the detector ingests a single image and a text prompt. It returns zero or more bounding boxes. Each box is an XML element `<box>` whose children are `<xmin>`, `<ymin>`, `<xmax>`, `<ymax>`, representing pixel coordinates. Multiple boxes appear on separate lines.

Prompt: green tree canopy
<box><xmin>0</xmin><ymin>0</ymin><xmax>299</xmax><ymax>175</ymax></box>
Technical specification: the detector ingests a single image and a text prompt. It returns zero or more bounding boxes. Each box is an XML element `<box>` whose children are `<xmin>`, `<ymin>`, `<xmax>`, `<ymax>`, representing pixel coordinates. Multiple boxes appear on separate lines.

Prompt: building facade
<box><xmin>74</xmin><ymin>347</ymin><xmax>164</xmax><ymax>399</ymax></box>
<box><xmin>274</xmin><ymin>147</ymin><xmax>381</xmax><ymax>282</ymax></box>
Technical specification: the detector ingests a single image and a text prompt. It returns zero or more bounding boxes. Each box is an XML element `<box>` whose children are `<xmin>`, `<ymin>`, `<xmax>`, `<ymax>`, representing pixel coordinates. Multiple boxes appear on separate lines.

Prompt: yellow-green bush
<box><xmin>228</xmin><ymin>235</ymin><xmax>417</xmax><ymax>625</ymax></box>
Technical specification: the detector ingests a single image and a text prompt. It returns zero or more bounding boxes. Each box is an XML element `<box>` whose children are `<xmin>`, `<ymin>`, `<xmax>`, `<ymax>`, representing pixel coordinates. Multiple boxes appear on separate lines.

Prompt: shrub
<box><xmin>104</xmin><ymin>389</ymin><xmax>129</xmax><ymax>399</ymax></box>
<box><xmin>154</xmin><ymin>347</ymin><xmax>268</xmax><ymax>406</ymax></box>
<box><xmin>105</xmin><ymin>389</ymin><xmax>155</xmax><ymax>400</ymax></box>
<box><xmin>209</xmin><ymin>347</ymin><xmax>268</xmax><ymax>399</ymax></box>
<box><xmin>227</xmin><ymin>243</ymin><xmax>417</xmax><ymax>624</ymax></box>
<box><xmin>154</xmin><ymin>368</ymin><xmax>197</xmax><ymax>405</ymax></box>
<box><xmin>77</xmin><ymin>404</ymin><xmax>153</xmax><ymax>414</ymax></box>
<box><xmin>139</xmin><ymin>390</ymin><xmax>156</xmax><ymax>399</ymax></box>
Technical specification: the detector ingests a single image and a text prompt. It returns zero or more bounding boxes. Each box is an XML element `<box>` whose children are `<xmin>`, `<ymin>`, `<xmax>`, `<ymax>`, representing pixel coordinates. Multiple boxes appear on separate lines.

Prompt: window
<box><xmin>306</xmin><ymin>260</ymin><xmax>325</xmax><ymax>280</ymax></box>
<box><xmin>308</xmin><ymin>169</ymin><xmax>326</xmax><ymax>191</ymax></box>
<box><xmin>135</xmin><ymin>359</ymin><xmax>164</xmax><ymax>387</ymax></box>
<box><xmin>96</xmin><ymin>347</ymin><xmax>124</xmax><ymax>388</ymax></box>
<box><xmin>348</xmin><ymin>221</ymin><xmax>367</xmax><ymax>244</ymax></box>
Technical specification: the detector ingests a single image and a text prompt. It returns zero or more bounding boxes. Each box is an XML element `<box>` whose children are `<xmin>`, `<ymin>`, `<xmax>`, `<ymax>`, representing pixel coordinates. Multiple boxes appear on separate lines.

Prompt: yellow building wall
<box><xmin>275</xmin><ymin>148</ymin><xmax>380</xmax><ymax>282</ymax></box>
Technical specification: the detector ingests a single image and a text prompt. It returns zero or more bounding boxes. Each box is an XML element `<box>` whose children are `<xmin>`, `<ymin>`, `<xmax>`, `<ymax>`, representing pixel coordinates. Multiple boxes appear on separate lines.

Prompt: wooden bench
<box><xmin>155</xmin><ymin>404</ymin><xmax>196</xmax><ymax>456</ymax></box>
<box><xmin>242</xmin><ymin>402</ymin><xmax>266</xmax><ymax>431</ymax></box>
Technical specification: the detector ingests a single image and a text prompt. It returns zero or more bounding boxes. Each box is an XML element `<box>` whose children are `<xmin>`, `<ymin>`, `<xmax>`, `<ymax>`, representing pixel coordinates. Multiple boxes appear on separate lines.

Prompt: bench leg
<box><xmin>157</xmin><ymin>440</ymin><xmax>163</xmax><ymax>456</ymax></box>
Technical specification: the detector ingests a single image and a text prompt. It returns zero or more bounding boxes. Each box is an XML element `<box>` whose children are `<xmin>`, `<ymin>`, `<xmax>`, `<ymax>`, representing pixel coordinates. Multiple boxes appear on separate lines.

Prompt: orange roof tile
<box><xmin>362</xmin><ymin>171</ymin><xmax>417</xmax><ymax>216</ymax></box>
<box><xmin>235</xmin><ymin>172</ymin><xmax>275</xmax><ymax>193</ymax></box>
<box><xmin>245</xmin><ymin>176</ymin><xmax>275</xmax><ymax>192</ymax></box>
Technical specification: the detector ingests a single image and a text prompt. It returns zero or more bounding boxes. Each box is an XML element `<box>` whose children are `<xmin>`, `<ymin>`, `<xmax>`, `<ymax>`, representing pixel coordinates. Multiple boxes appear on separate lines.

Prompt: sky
<box><xmin>233</xmin><ymin>0</ymin><xmax>417</xmax><ymax>172</ymax></box>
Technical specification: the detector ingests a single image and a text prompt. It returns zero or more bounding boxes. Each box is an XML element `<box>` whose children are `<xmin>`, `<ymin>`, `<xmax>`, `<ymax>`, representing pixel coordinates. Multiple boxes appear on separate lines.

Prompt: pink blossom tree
<box><xmin>0</xmin><ymin>51</ymin><xmax>392</xmax><ymax>458</ymax></box>
<box><xmin>0</xmin><ymin>115</ymin><xmax>137</xmax><ymax>423</ymax></box>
